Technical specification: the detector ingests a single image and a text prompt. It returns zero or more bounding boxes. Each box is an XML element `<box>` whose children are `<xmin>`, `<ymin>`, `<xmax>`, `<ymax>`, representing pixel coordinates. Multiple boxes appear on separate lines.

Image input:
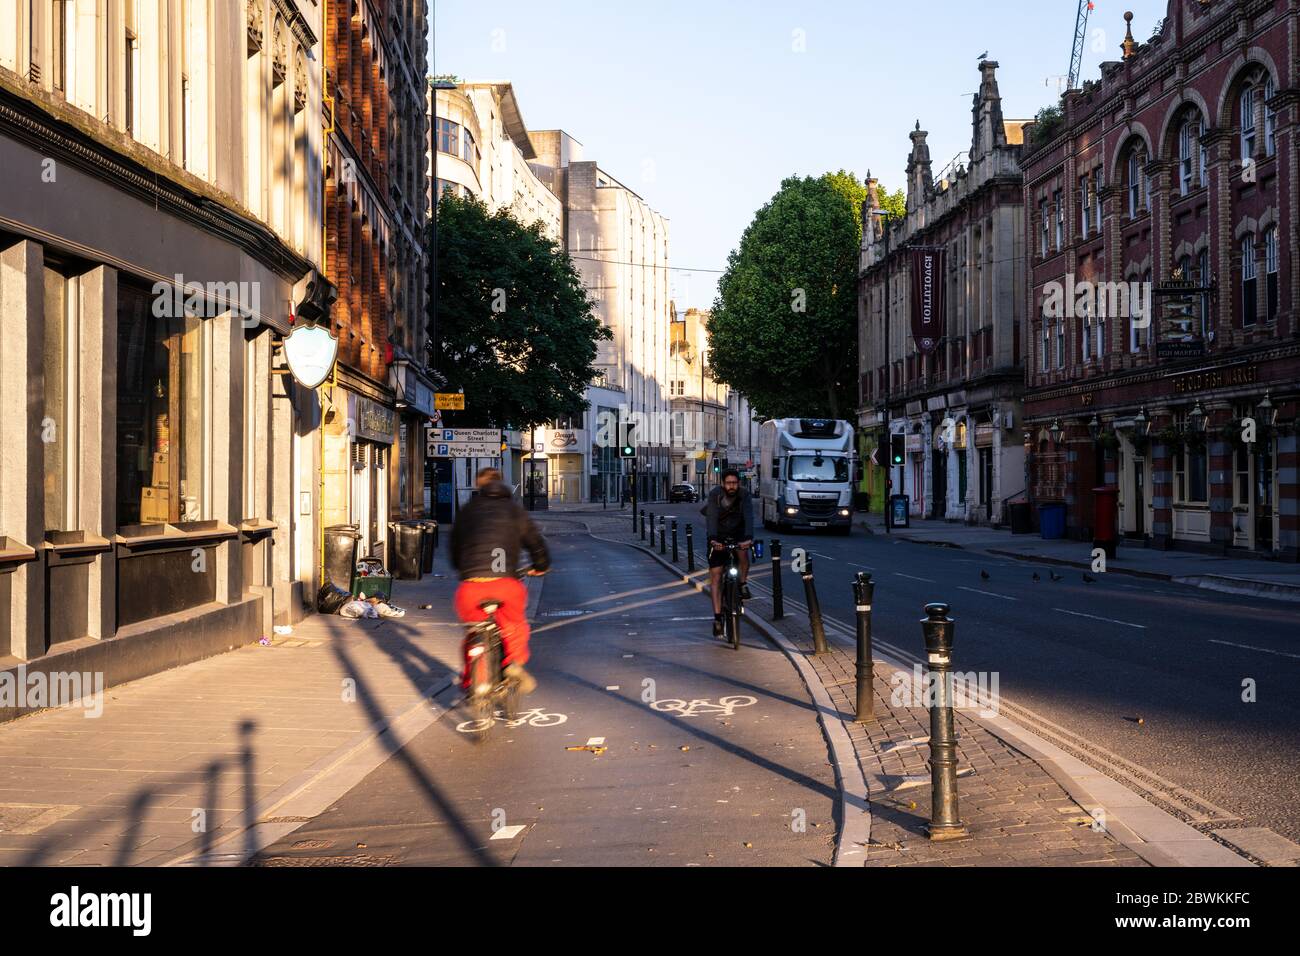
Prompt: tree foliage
<box><xmin>434</xmin><ymin>194</ymin><xmax>610</xmax><ymax>430</ymax></box>
<box><xmin>706</xmin><ymin>173</ymin><xmax>862</xmax><ymax>420</ymax></box>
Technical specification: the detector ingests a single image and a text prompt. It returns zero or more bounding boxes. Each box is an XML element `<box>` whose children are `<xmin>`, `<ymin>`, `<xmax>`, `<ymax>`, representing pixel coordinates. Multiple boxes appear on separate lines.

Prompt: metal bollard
<box><xmin>801</xmin><ymin>556</ymin><xmax>828</xmax><ymax>655</ymax></box>
<box><xmin>659</xmin><ymin>516</ymin><xmax>666</xmax><ymax>555</ymax></box>
<box><xmin>922</xmin><ymin>603</ymin><xmax>968</xmax><ymax>841</ymax></box>
<box><xmin>853</xmin><ymin>572</ymin><xmax>875</xmax><ymax>722</ymax></box>
<box><xmin>686</xmin><ymin>524</ymin><xmax>696</xmax><ymax>572</ymax></box>
<box><xmin>671</xmin><ymin>520</ymin><xmax>679</xmax><ymax>563</ymax></box>
<box><xmin>770</xmin><ymin>539</ymin><xmax>784</xmax><ymax>620</ymax></box>
<box><xmin>640</xmin><ymin>510</ymin><xmax>647</xmax><ymax>540</ymax></box>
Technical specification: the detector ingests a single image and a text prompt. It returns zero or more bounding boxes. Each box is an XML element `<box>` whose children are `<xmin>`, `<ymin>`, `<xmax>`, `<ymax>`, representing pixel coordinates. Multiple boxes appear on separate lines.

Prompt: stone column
<box><xmin>210</xmin><ymin>309</ymin><xmax>243</xmax><ymax>605</ymax></box>
<box><xmin>1206</xmin><ymin>401</ymin><xmax>1235</xmax><ymax>552</ymax></box>
<box><xmin>0</xmin><ymin>240</ymin><xmax>45</xmax><ymax>659</ymax></box>
<box><xmin>1149</xmin><ymin>406</ymin><xmax>1175</xmax><ymax>549</ymax></box>
<box><xmin>80</xmin><ymin>265</ymin><xmax>117</xmax><ymax>640</ymax></box>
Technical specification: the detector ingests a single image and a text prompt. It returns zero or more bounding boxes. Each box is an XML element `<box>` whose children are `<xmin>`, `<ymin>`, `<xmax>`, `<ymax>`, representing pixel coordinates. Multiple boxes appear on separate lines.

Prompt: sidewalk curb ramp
<box><xmin>588</xmin><ymin>524</ymin><xmax>1253</xmax><ymax>868</ymax></box>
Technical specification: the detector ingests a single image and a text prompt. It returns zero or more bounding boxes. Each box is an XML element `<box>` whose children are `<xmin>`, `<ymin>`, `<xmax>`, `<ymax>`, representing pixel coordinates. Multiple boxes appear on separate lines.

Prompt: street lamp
<box><xmin>1087</xmin><ymin>414</ymin><xmax>1102</xmax><ymax>441</ymax></box>
<box><xmin>1189</xmin><ymin>400</ymin><xmax>1206</xmax><ymax>433</ymax></box>
<box><xmin>1049</xmin><ymin>418</ymin><xmax>1064</xmax><ymax>445</ymax></box>
<box><xmin>1258</xmin><ymin>391</ymin><xmax>1276</xmax><ymax>426</ymax></box>
<box><xmin>1133</xmin><ymin>406</ymin><xmax>1150</xmax><ymax>437</ymax></box>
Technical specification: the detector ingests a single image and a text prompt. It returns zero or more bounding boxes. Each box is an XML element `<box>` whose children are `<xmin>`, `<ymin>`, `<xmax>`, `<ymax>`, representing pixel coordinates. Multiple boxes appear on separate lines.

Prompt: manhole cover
<box><xmin>252</xmin><ymin>854</ymin><xmax>396</xmax><ymax>867</ymax></box>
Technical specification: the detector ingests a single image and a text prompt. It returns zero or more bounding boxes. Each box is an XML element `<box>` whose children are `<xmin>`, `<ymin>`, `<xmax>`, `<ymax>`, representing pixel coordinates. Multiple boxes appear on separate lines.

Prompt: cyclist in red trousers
<box><xmin>450</xmin><ymin>468</ymin><xmax>550</xmax><ymax>694</ymax></box>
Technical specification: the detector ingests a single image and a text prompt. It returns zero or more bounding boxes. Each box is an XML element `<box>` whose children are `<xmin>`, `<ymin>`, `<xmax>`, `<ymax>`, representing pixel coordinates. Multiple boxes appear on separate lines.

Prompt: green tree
<box><xmin>434</xmin><ymin>194</ymin><xmax>610</xmax><ymax>430</ymax></box>
<box><xmin>706</xmin><ymin>174</ymin><xmax>862</xmax><ymax>420</ymax></box>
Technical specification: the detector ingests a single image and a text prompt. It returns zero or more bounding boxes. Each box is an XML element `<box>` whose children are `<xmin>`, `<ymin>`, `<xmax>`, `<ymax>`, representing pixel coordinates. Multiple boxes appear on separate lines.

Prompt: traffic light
<box><xmin>890</xmin><ymin>433</ymin><xmax>906</xmax><ymax>466</ymax></box>
<box><xmin>712</xmin><ymin>457</ymin><xmax>720</xmax><ymax>474</ymax></box>
<box><xmin>619</xmin><ymin>422</ymin><xmax>636</xmax><ymax>459</ymax></box>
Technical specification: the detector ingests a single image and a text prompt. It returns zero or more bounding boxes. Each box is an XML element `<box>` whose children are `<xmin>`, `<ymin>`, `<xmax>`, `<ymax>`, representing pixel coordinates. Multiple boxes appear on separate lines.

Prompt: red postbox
<box><xmin>1092</xmin><ymin>485</ymin><xmax>1119</xmax><ymax>558</ymax></box>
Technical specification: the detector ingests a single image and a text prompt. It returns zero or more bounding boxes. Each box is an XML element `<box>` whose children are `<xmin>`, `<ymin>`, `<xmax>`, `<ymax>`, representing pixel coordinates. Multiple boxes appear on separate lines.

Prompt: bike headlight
<box><xmin>728</xmin><ymin>567</ymin><xmax>739</xmax><ymax>577</ymax></box>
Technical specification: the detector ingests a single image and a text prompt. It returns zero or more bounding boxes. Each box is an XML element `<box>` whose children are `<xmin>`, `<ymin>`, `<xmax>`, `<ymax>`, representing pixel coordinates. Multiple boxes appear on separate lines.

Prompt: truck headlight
<box><xmin>839</xmin><ymin>509</ymin><xmax>850</xmax><ymax>517</ymax></box>
<box><xmin>786</xmin><ymin>507</ymin><xmax>798</xmax><ymax>515</ymax></box>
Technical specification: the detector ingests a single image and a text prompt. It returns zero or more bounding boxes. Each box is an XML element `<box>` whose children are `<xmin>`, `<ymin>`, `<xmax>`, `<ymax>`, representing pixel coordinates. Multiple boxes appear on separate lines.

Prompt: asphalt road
<box><xmin>641</xmin><ymin>499</ymin><xmax>1300</xmax><ymax>848</ymax></box>
<box><xmin>254</xmin><ymin>528</ymin><xmax>836</xmax><ymax>866</ymax></box>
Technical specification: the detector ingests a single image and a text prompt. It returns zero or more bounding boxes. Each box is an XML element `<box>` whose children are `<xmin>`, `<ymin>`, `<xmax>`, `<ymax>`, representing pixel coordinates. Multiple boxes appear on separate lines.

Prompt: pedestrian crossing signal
<box><xmin>890</xmin><ymin>434</ymin><xmax>905</xmax><ymax>466</ymax></box>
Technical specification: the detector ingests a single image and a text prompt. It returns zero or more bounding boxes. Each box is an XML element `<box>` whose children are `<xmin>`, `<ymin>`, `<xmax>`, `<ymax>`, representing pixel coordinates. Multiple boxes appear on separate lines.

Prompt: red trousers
<box><xmin>454</xmin><ymin>578</ymin><xmax>530</xmax><ymax>688</ymax></box>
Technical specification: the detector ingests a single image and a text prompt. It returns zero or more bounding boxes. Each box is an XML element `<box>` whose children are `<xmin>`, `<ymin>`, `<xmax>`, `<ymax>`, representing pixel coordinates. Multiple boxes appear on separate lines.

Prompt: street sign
<box><xmin>435</xmin><ymin>392</ymin><xmax>465</xmax><ymax>410</ymax></box>
<box><xmin>426</xmin><ymin>427</ymin><xmax>502</xmax><ymax>457</ymax></box>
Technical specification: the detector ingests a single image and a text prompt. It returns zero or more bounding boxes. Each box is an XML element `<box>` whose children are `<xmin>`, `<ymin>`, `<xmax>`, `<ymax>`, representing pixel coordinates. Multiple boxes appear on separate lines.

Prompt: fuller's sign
<box><xmin>910</xmin><ymin>247</ymin><xmax>945</xmax><ymax>353</ymax></box>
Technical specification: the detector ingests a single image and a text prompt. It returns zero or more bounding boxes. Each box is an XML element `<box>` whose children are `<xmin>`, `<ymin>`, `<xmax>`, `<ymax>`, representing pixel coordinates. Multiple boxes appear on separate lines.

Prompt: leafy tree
<box><xmin>434</xmin><ymin>194</ymin><xmax>610</xmax><ymax>430</ymax></box>
<box><xmin>706</xmin><ymin>174</ymin><xmax>862</xmax><ymax>420</ymax></box>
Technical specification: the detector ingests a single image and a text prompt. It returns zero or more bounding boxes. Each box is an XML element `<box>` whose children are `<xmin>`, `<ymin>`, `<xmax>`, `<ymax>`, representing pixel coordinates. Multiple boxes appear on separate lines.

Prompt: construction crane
<box><xmin>1068</xmin><ymin>0</ymin><xmax>1096</xmax><ymax>90</ymax></box>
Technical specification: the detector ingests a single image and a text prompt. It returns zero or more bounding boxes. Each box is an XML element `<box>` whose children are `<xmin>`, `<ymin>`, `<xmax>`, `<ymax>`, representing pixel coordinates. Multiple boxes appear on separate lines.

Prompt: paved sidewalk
<box><xmin>854</xmin><ymin>512</ymin><xmax>1300</xmax><ymax>600</ymax></box>
<box><xmin>0</xmin><ymin>569</ymin><xmax>467</xmax><ymax>866</ymax></box>
<box><xmin>564</xmin><ymin>512</ymin><xmax>1148</xmax><ymax>867</ymax></box>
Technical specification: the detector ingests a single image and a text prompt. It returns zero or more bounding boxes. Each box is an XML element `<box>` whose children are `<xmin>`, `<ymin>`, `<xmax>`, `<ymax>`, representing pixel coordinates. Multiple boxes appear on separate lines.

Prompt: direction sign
<box><xmin>425</xmin><ymin>427</ymin><xmax>502</xmax><ymax>458</ymax></box>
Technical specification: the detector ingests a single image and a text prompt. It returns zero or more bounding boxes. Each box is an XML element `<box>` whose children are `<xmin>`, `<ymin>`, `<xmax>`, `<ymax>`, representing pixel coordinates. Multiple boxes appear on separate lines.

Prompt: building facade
<box><xmin>668</xmin><ymin>307</ymin><xmax>728</xmax><ymax>494</ymax></box>
<box><xmin>1021</xmin><ymin>1</ymin><xmax>1299</xmax><ymax>559</ymax></box>
<box><xmin>0</xmin><ymin>0</ymin><xmax>329</xmax><ymax>708</ymax></box>
<box><xmin>531</xmin><ymin>129</ymin><xmax>673</xmax><ymax>503</ymax></box>
<box><xmin>321</xmin><ymin>0</ymin><xmax>429</xmax><ymax>558</ymax></box>
<box><xmin>859</xmin><ymin>61</ymin><xmax>1028</xmax><ymax>524</ymax></box>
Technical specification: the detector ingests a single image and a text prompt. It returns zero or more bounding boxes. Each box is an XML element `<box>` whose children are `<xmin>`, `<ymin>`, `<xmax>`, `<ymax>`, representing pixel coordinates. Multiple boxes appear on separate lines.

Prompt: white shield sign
<box><xmin>282</xmin><ymin>324</ymin><xmax>338</xmax><ymax>389</ymax></box>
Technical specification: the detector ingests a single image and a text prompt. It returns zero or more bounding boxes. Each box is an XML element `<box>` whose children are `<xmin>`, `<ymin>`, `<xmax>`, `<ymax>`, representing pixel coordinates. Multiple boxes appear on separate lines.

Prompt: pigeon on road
<box><xmin>1032</xmin><ymin>572</ymin><xmax>1040</xmax><ymax>582</ymax></box>
<box><xmin>1049</xmin><ymin>570</ymin><xmax>1063</xmax><ymax>582</ymax></box>
<box><xmin>1083</xmin><ymin>573</ymin><xmax>1098</xmax><ymax>584</ymax></box>
<box><xmin>980</xmin><ymin>570</ymin><xmax>990</xmax><ymax>581</ymax></box>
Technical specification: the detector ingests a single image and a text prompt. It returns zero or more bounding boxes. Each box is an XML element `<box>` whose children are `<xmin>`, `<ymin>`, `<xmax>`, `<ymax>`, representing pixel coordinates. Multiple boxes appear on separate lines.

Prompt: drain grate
<box><xmin>290</xmin><ymin>839</ymin><xmax>335</xmax><ymax>850</ymax></box>
<box><xmin>540</xmin><ymin>609</ymin><xmax>589</xmax><ymax>618</ymax></box>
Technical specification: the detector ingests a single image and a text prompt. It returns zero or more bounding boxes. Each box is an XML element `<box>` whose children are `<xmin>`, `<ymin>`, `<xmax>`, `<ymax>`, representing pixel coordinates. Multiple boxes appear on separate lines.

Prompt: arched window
<box><xmin>1264</xmin><ymin>74</ymin><xmax>1277</xmax><ymax>157</ymax></box>
<box><xmin>1177</xmin><ymin>111</ymin><xmax>1205</xmax><ymax>195</ymax></box>
<box><xmin>1124</xmin><ymin>142</ymin><xmax>1150</xmax><ymax>218</ymax></box>
<box><xmin>1240</xmin><ymin>82</ymin><xmax>1257</xmax><ymax>161</ymax></box>
<box><xmin>1241</xmin><ymin>236</ymin><xmax>1258</xmax><ymax>327</ymax></box>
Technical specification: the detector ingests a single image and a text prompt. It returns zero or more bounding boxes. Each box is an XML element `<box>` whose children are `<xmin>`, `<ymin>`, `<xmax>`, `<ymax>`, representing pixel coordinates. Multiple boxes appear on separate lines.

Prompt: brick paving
<box><xmin>566</xmin><ymin>509</ymin><xmax>1147</xmax><ymax>867</ymax></box>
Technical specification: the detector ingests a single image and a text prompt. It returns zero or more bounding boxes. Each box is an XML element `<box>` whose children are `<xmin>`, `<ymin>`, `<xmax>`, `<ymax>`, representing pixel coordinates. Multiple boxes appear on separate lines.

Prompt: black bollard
<box><xmin>770</xmin><ymin>539</ymin><xmax>784</xmax><ymax>620</ymax></box>
<box><xmin>853</xmin><ymin>572</ymin><xmax>875</xmax><ymax>722</ymax></box>
<box><xmin>659</xmin><ymin>516</ymin><xmax>666</xmax><ymax>555</ymax></box>
<box><xmin>640</xmin><ymin>509</ymin><xmax>647</xmax><ymax>540</ymax></box>
<box><xmin>686</xmin><ymin>525</ymin><xmax>696</xmax><ymax>572</ymax></box>
<box><xmin>922</xmin><ymin>603</ymin><xmax>968</xmax><ymax>841</ymax></box>
<box><xmin>671</xmin><ymin>520</ymin><xmax>679</xmax><ymax>563</ymax></box>
<box><xmin>802</xmin><ymin>556</ymin><xmax>828</xmax><ymax>655</ymax></box>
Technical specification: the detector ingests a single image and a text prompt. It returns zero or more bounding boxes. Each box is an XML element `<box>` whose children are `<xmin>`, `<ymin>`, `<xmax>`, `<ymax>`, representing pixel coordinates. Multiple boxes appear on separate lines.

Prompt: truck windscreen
<box><xmin>788</xmin><ymin>456</ymin><xmax>849</xmax><ymax>482</ymax></box>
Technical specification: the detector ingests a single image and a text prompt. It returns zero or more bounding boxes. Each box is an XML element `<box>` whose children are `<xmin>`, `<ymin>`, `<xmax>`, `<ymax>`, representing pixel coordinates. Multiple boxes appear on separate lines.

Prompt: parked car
<box><xmin>669</xmin><ymin>482</ymin><xmax>699</xmax><ymax>503</ymax></box>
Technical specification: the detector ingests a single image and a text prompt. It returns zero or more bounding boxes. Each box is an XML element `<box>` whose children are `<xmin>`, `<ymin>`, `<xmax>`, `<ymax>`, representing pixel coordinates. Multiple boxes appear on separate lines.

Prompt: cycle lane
<box><xmin>251</xmin><ymin>530</ymin><xmax>837</xmax><ymax>866</ymax></box>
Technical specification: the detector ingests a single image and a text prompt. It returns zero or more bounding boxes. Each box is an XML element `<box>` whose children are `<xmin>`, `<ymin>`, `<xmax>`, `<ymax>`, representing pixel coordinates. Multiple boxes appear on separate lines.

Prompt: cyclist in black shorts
<box><xmin>704</xmin><ymin>468</ymin><xmax>754</xmax><ymax>637</ymax></box>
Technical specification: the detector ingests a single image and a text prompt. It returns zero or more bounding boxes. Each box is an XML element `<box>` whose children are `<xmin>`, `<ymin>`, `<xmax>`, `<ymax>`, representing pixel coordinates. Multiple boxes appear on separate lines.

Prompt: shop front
<box><xmin>348</xmin><ymin>394</ymin><xmax>397</xmax><ymax>560</ymax></box>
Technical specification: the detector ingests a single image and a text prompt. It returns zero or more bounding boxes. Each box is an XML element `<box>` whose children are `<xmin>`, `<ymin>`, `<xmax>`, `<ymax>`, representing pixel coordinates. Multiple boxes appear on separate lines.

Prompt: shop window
<box><xmin>115</xmin><ymin>282</ymin><xmax>209</xmax><ymax>526</ymax></box>
<box><xmin>43</xmin><ymin>268</ymin><xmax>80</xmax><ymax>532</ymax></box>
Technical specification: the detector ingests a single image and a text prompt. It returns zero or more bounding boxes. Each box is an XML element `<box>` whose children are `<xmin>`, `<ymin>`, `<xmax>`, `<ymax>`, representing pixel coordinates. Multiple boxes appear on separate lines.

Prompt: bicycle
<box><xmin>461</xmin><ymin>568</ymin><xmax>544</xmax><ymax>743</ymax></box>
<box><xmin>717</xmin><ymin>542</ymin><xmax>746</xmax><ymax>651</ymax></box>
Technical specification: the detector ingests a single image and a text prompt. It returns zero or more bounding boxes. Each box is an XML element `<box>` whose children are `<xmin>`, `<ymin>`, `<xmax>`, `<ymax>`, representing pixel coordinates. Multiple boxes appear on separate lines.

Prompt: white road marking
<box><xmin>894</xmin><ymin>572</ymin><xmax>936</xmax><ymax>583</ymax></box>
<box><xmin>605</xmin><ymin>685</ymin><xmax>621</xmax><ymax>691</ymax></box>
<box><xmin>957</xmin><ymin>586</ymin><xmax>1018</xmax><ymax>602</ymax></box>
<box><xmin>1053</xmin><ymin>608</ymin><xmax>1146</xmax><ymax>629</ymax></box>
<box><xmin>587</xmin><ymin>737</ymin><xmax>606</xmax><ymax>746</ymax></box>
<box><xmin>491</xmin><ymin>824</ymin><xmax>527</xmax><ymax>841</ymax></box>
<box><xmin>622</xmin><ymin>654</ymin><xmax>634</xmax><ymax>658</ymax></box>
<box><xmin>1208</xmin><ymin>639</ymin><xmax>1300</xmax><ymax>660</ymax></box>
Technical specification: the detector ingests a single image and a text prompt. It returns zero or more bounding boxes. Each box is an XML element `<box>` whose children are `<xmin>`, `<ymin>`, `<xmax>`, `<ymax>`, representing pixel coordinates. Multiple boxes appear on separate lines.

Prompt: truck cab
<box><xmin>758</xmin><ymin>419</ymin><xmax>855</xmax><ymax>534</ymax></box>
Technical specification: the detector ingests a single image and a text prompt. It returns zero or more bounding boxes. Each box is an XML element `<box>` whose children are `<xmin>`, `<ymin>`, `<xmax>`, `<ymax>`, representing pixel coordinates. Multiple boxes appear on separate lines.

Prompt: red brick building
<box><xmin>1021</xmin><ymin>0</ymin><xmax>1299</xmax><ymax>559</ymax></box>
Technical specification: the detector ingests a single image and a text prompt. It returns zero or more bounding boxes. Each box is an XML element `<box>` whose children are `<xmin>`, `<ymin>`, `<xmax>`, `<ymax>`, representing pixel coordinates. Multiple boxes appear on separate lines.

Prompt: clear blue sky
<box><xmin>433</xmin><ymin>0</ymin><xmax>1170</xmax><ymax>310</ymax></box>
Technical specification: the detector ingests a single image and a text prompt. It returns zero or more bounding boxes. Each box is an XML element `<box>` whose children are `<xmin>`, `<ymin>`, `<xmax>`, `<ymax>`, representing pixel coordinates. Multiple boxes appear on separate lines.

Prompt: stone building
<box><xmin>668</xmin><ymin>307</ymin><xmax>729</xmax><ymax>495</ymax></box>
<box><xmin>1021</xmin><ymin>1</ymin><xmax>1299</xmax><ymax>558</ymax></box>
<box><xmin>0</xmin><ymin>0</ymin><xmax>330</xmax><ymax>705</ymax></box>
<box><xmin>859</xmin><ymin>61</ymin><xmax>1029</xmax><ymax>524</ymax></box>
<box><xmin>320</xmin><ymin>0</ymin><xmax>430</xmax><ymax>558</ymax></box>
<box><xmin>530</xmin><ymin>130</ymin><xmax>673</xmax><ymax>503</ymax></box>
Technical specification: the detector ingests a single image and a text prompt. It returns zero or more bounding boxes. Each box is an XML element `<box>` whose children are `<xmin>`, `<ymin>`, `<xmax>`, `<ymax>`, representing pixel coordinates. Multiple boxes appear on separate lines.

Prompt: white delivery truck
<box><xmin>758</xmin><ymin>418</ymin><xmax>855</xmax><ymax>534</ymax></box>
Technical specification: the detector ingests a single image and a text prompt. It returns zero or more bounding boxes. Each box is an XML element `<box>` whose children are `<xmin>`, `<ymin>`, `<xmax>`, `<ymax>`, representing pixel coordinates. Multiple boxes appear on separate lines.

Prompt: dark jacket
<box><xmin>703</xmin><ymin>485</ymin><xmax>754</xmax><ymax>543</ymax></box>
<box><xmin>450</xmin><ymin>481</ymin><xmax>551</xmax><ymax>580</ymax></box>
